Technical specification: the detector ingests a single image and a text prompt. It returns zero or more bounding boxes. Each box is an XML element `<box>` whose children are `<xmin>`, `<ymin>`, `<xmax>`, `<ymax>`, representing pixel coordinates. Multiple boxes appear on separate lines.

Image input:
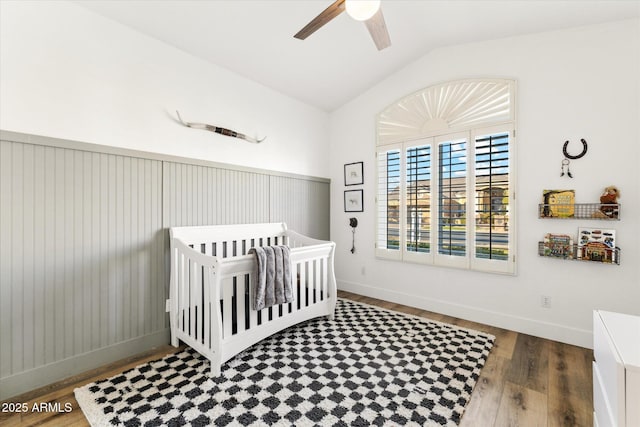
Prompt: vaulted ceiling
<box><xmin>76</xmin><ymin>0</ymin><xmax>639</xmax><ymax>111</ymax></box>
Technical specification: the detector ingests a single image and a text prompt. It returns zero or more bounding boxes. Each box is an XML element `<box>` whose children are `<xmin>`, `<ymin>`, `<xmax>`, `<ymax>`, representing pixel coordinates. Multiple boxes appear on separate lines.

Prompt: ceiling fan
<box><xmin>294</xmin><ymin>0</ymin><xmax>391</xmax><ymax>51</ymax></box>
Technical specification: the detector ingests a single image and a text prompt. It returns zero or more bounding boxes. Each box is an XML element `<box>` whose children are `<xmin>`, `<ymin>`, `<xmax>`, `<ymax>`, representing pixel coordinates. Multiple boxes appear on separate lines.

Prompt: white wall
<box><xmin>0</xmin><ymin>1</ymin><xmax>329</xmax><ymax>178</ymax></box>
<box><xmin>329</xmin><ymin>19</ymin><xmax>640</xmax><ymax>348</ymax></box>
<box><xmin>2</xmin><ymin>2</ymin><xmax>638</xmax><ymax>350</ymax></box>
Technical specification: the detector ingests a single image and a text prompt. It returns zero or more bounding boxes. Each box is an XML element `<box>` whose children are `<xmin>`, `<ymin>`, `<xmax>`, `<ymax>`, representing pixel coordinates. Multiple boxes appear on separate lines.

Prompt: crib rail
<box><xmin>168</xmin><ymin>223</ymin><xmax>336</xmax><ymax>376</ymax></box>
<box><xmin>170</xmin><ymin>222</ymin><xmax>289</xmax><ymax>257</ymax></box>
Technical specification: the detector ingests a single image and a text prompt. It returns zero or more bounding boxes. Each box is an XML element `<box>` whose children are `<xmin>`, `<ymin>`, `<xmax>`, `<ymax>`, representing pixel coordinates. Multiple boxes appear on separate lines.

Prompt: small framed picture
<box><xmin>344</xmin><ymin>189</ymin><xmax>363</xmax><ymax>212</ymax></box>
<box><xmin>344</xmin><ymin>162</ymin><xmax>364</xmax><ymax>186</ymax></box>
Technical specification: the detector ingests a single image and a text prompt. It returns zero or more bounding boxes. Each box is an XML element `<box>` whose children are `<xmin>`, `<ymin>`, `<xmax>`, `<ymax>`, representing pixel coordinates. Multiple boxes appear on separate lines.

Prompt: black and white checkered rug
<box><xmin>75</xmin><ymin>299</ymin><xmax>494</xmax><ymax>426</ymax></box>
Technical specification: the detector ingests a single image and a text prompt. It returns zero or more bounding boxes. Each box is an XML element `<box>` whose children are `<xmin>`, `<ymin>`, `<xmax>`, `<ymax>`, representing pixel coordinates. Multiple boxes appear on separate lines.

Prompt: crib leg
<box><xmin>209</xmin><ymin>352</ymin><xmax>222</xmax><ymax>377</ymax></box>
<box><xmin>169</xmin><ymin>327</ymin><xmax>179</xmax><ymax>347</ymax></box>
<box><xmin>210</xmin><ymin>361</ymin><xmax>221</xmax><ymax>377</ymax></box>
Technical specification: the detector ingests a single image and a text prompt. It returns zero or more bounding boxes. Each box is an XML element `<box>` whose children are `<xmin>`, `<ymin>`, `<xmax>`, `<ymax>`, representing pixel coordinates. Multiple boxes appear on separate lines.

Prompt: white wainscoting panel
<box><xmin>0</xmin><ymin>140</ymin><xmax>164</xmax><ymax>381</ymax></box>
<box><xmin>0</xmin><ymin>131</ymin><xmax>330</xmax><ymax>399</ymax></box>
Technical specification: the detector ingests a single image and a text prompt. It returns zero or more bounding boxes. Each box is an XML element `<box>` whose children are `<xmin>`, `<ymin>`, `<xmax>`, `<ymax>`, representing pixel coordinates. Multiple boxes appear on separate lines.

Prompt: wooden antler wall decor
<box><xmin>176</xmin><ymin>111</ymin><xmax>266</xmax><ymax>144</ymax></box>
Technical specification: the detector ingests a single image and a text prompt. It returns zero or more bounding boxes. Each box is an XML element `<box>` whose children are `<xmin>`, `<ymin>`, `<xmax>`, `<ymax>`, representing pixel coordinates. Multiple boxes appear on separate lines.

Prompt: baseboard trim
<box><xmin>0</xmin><ymin>329</ymin><xmax>170</xmax><ymax>401</ymax></box>
<box><xmin>338</xmin><ymin>280</ymin><xmax>593</xmax><ymax>349</ymax></box>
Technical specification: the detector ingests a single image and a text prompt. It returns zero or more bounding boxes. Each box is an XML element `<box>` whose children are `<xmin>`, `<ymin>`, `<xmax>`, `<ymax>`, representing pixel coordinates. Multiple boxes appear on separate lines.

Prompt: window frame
<box><xmin>375</xmin><ymin>79</ymin><xmax>517</xmax><ymax>275</ymax></box>
<box><xmin>375</xmin><ymin>124</ymin><xmax>516</xmax><ymax>275</ymax></box>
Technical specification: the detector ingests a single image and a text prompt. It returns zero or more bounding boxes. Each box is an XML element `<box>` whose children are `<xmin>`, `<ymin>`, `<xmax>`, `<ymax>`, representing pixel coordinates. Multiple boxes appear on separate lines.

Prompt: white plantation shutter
<box><xmin>405</xmin><ymin>144</ymin><xmax>431</xmax><ymax>252</ymax></box>
<box><xmin>474</xmin><ymin>131</ymin><xmax>509</xmax><ymax>260</ymax></box>
<box><xmin>375</xmin><ymin>79</ymin><xmax>516</xmax><ymax>274</ymax></box>
<box><xmin>377</xmin><ymin>79</ymin><xmax>514</xmax><ymax>145</ymax></box>
<box><xmin>376</xmin><ymin>146</ymin><xmax>402</xmax><ymax>260</ymax></box>
<box><xmin>437</xmin><ymin>138</ymin><xmax>467</xmax><ymax>257</ymax></box>
<box><xmin>471</xmin><ymin>125</ymin><xmax>514</xmax><ymax>274</ymax></box>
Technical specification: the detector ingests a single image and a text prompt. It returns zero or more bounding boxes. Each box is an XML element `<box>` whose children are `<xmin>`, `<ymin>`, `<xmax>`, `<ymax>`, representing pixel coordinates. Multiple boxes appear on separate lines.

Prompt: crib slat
<box><xmin>307</xmin><ymin>259</ymin><xmax>314</xmax><ymax>306</ymax></box>
<box><xmin>248</xmin><ymin>273</ymin><xmax>258</xmax><ymax>327</ymax></box>
<box><xmin>203</xmin><ymin>266</ymin><xmax>211</xmax><ymax>350</ymax></box>
<box><xmin>274</xmin><ymin>303</ymin><xmax>282</xmax><ymax>320</ymax></box>
<box><xmin>180</xmin><ymin>252</ymin><xmax>188</xmax><ymax>333</ymax></box>
<box><xmin>308</xmin><ymin>260</ymin><xmax>314</xmax><ymax>306</ymax></box>
<box><xmin>258</xmin><ymin>305</ymin><xmax>267</xmax><ymax>326</ymax></box>
<box><xmin>236</xmin><ymin>275</ymin><xmax>246</xmax><ymax>332</ymax></box>
<box><xmin>300</xmin><ymin>261</ymin><xmax>307</xmax><ymax>309</ymax></box>
<box><xmin>202</xmin><ymin>242</ymin><xmax>212</xmax><ymax>256</ymax></box>
<box><xmin>222</xmin><ymin>277</ymin><xmax>234</xmax><ymax>339</ymax></box>
<box><xmin>311</xmin><ymin>259</ymin><xmax>317</xmax><ymax>304</ymax></box>
<box><xmin>314</xmin><ymin>258</ymin><xmax>320</xmax><ymax>302</ymax></box>
<box><xmin>290</xmin><ymin>263</ymin><xmax>299</xmax><ymax>314</ymax></box>
<box><xmin>190</xmin><ymin>260</ymin><xmax>197</xmax><ymax>338</ymax></box>
<box><xmin>322</xmin><ymin>257</ymin><xmax>328</xmax><ymax>300</ymax></box>
<box><xmin>316</xmin><ymin>258</ymin><xmax>322</xmax><ymax>301</ymax></box>
<box><xmin>197</xmin><ymin>264</ymin><xmax>204</xmax><ymax>343</ymax></box>
<box><xmin>313</xmin><ymin>258</ymin><xmax>318</xmax><ymax>302</ymax></box>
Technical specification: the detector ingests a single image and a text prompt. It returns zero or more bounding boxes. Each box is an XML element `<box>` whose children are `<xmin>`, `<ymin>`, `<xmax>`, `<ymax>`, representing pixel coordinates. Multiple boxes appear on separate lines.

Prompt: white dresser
<box><xmin>593</xmin><ymin>310</ymin><xmax>640</xmax><ymax>427</ymax></box>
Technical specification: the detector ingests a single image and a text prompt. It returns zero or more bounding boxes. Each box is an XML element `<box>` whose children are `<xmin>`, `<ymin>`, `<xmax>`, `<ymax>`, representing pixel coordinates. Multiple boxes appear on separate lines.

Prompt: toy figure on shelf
<box><xmin>592</xmin><ymin>186</ymin><xmax>620</xmax><ymax>219</ymax></box>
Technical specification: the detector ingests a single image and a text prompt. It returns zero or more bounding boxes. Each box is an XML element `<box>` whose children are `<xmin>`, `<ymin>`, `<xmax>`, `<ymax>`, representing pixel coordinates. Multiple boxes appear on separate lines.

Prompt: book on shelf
<box><xmin>541</xmin><ymin>189</ymin><xmax>575</xmax><ymax>218</ymax></box>
<box><xmin>577</xmin><ymin>228</ymin><xmax>616</xmax><ymax>263</ymax></box>
<box><xmin>543</xmin><ymin>233</ymin><xmax>574</xmax><ymax>259</ymax></box>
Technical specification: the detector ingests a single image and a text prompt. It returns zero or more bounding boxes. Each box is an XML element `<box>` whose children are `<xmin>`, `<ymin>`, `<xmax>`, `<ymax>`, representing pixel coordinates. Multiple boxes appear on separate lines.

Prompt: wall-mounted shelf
<box><xmin>538</xmin><ymin>203</ymin><xmax>620</xmax><ymax>220</ymax></box>
<box><xmin>538</xmin><ymin>241</ymin><xmax>620</xmax><ymax>265</ymax></box>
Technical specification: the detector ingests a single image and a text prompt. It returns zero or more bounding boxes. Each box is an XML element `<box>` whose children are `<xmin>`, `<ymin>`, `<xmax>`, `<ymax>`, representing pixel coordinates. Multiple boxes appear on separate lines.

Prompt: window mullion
<box><xmin>466</xmin><ymin>131</ymin><xmax>475</xmax><ymax>269</ymax></box>
<box><xmin>431</xmin><ymin>141</ymin><xmax>440</xmax><ymax>261</ymax></box>
<box><xmin>386</xmin><ymin>152</ymin><xmax>392</xmax><ymax>249</ymax></box>
<box><xmin>399</xmin><ymin>147</ymin><xmax>407</xmax><ymax>259</ymax></box>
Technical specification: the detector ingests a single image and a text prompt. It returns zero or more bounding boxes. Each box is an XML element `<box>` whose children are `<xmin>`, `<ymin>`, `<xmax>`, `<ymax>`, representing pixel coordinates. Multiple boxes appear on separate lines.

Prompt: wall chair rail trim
<box><xmin>0</xmin><ymin>130</ymin><xmax>330</xmax><ymax>184</ymax></box>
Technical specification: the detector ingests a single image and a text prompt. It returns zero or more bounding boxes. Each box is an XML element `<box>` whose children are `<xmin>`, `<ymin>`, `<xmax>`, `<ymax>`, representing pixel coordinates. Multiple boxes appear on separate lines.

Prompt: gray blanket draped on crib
<box><xmin>249</xmin><ymin>245</ymin><xmax>294</xmax><ymax>310</ymax></box>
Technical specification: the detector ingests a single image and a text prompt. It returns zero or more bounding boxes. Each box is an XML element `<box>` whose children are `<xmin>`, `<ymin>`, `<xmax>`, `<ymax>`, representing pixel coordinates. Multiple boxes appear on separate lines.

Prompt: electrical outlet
<box><xmin>540</xmin><ymin>295</ymin><xmax>552</xmax><ymax>308</ymax></box>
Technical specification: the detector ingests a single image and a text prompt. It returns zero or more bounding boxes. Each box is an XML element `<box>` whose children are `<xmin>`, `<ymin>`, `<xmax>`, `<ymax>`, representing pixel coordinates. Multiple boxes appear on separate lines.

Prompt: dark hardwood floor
<box><xmin>0</xmin><ymin>291</ymin><xmax>593</xmax><ymax>426</ymax></box>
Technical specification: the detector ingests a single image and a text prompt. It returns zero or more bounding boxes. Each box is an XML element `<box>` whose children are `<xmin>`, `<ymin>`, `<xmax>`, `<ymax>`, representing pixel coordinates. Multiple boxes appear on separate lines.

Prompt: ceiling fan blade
<box><xmin>364</xmin><ymin>7</ymin><xmax>391</xmax><ymax>50</ymax></box>
<box><xmin>294</xmin><ymin>0</ymin><xmax>346</xmax><ymax>40</ymax></box>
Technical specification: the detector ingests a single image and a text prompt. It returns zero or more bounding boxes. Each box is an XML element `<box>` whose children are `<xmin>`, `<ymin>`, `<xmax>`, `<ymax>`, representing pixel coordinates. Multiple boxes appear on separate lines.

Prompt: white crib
<box><xmin>167</xmin><ymin>223</ymin><xmax>337</xmax><ymax>376</ymax></box>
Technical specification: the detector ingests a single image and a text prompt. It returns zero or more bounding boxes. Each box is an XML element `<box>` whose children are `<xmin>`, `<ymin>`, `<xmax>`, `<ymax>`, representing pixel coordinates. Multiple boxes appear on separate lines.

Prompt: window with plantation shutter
<box><xmin>376</xmin><ymin>147</ymin><xmax>401</xmax><ymax>258</ymax></box>
<box><xmin>375</xmin><ymin>79</ymin><xmax>516</xmax><ymax>274</ymax></box>
<box><xmin>475</xmin><ymin>132</ymin><xmax>510</xmax><ymax>261</ymax></box>
<box><xmin>406</xmin><ymin>145</ymin><xmax>431</xmax><ymax>255</ymax></box>
<box><xmin>438</xmin><ymin>138</ymin><xmax>467</xmax><ymax>257</ymax></box>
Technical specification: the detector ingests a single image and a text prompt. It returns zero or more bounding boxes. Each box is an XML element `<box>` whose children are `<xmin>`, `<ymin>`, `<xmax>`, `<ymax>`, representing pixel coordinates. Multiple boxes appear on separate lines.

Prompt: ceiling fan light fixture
<box><xmin>345</xmin><ymin>0</ymin><xmax>381</xmax><ymax>21</ymax></box>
